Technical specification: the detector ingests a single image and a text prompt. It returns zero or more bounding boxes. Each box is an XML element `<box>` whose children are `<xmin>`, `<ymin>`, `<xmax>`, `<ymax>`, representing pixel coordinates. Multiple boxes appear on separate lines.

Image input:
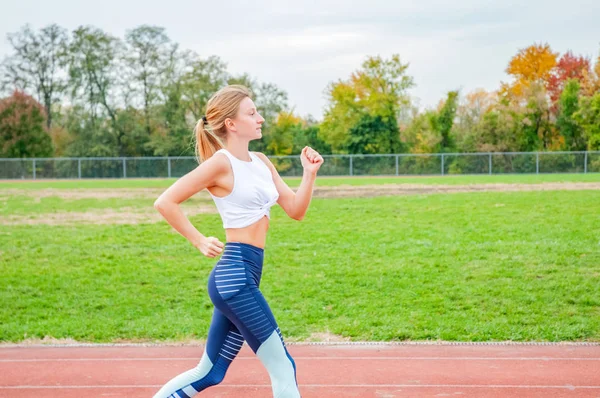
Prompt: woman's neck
<box><xmin>225</xmin><ymin>141</ymin><xmax>251</xmax><ymax>162</ymax></box>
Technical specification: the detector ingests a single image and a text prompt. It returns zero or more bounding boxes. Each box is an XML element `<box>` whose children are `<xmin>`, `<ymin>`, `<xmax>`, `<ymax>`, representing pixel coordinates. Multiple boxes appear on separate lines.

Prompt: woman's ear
<box><xmin>224</xmin><ymin>118</ymin><xmax>236</xmax><ymax>132</ymax></box>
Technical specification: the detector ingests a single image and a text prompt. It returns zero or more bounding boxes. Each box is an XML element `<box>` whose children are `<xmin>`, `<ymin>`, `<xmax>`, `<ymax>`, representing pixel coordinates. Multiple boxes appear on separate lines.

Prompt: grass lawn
<box><xmin>1</xmin><ymin>182</ymin><xmax>598</xmax><ymax>343</ymax></box>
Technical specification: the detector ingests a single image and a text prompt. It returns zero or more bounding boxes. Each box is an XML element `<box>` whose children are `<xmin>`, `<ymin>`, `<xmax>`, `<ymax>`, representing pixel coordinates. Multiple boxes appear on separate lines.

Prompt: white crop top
<box><xmin>208</xmin><ymin>148</ymin><xmax>279</xmax><ymax>229</ymax></box>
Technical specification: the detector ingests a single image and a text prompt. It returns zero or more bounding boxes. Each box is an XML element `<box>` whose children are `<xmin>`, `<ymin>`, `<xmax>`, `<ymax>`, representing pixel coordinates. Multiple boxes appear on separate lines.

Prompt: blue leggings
<box><xmin>153</xmin><ymin>242</ymin><xmax>300</xmax><ymax>398</ymax></box>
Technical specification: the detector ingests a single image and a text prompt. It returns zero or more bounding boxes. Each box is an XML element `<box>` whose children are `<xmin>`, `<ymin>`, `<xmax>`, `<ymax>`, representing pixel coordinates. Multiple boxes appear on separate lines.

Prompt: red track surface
<box><xmin>1</xmin><ymin>343</ymin><xmax>599</xmax><ymax>397</ymax></box>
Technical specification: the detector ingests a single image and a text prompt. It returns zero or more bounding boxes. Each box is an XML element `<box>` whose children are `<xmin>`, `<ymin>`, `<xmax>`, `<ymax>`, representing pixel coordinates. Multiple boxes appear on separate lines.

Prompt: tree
<box><xmin>62</xmin><ymin>105</ymin><xmax>114</xmax><ymax>157</ymax></box>
<box><xmin>556</xmin><ymin>79</ymin><xmax>585</xmax><ymax>151</ymax></box>
<box><xmin>346</xmin><ymin>113</ymin><xmax>404</xmax><ymax>154</ymax></box>
<box><xmin>501</xmin><ymin>43</ymin><xmax>558</xmax><ymax>100</ymax></box>
<box><xmin>499</xmin><ymin>44</ymin><xmax>561</xmax><ymax>151</ymax></box>
<box><xmin>0</xmin><ymin>24</ymin><xmax>69</xmax><ymax>130</ymax></box>
<box><xmin>292</xmin><ymin>118</ymin><xmax>331</xmax><ymax>155</ymax></box>
<box><xmin>476</xmin><ymin>103</ymin><xmax>521</xmax><ymax>153</ymax></box>
<box><xmin>321</xmin><ymin>54</ymin><xmax>414</xmax><ymax>152</ymax></box>
<box><xmin>547</xmin><ymin>51</ymin><xmax>590</xmax><ymax>104</ymax></box>
<box><xmin>0</xmin><ymin>91</ymin><xmax>52</xmax><ymax>157</ymax></box>
<box><xmin>400</xmin><ymin>91</ymin><xmax>459</xmax><ymax>154</ymax></box>
<box><xmin>453</xmin><ymin>89</ymin><xmax>497</xmax><ymax>152</ymax></box>
<box><xmin>68</xmin><ymin>26</ymin><xmax>132</xmax><ymax>156</ymax></box>
<box><xmin>401</xmin><ymin>109</ymin><xmax>441</xmax><ymax>154</ymax></box>
<box><xmin>180</xmin><ymin>56</ymin><xmax>229</xmax><ymax>121</ymax></box>
<box><xmin>437</xmin><ymin>90</ymin><xmax>459</xmax><ymax>151</ymax></box>
<box><xmin>147</xmin><ymin>48</ymin><xmax>197</xmax><ymax>157</ymax></box>
<box><xmin>266</xmin><ymin>111</ymin><xmax>299</xmax><ymax>155</ymax></box>
<box><xmin>124</xmin><ymin>25</ymin><xmax>174</xmax><ymax>139</ymax></box>
<box><xmin>574</xmin><ymin>92</ymin><xmax>600</xmax><ymax>150</ymax></box>
<box><xmin>581</xmin><ymin>52</ymin><xmax>600</xmax><ymax>97</ymax></box>
<box><xmin>519</xmin><ymin>83</ymin><xmax>554</xmax><ymax>151</ymax></box>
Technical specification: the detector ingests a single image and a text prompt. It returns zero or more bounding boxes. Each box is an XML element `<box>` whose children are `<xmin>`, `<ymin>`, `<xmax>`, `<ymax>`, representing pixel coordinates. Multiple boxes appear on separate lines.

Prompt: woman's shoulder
<box><xmin>251</xmin><ymin>151</ymin><xmax>270</xmax><ymax>163</ymax></box>
<box><xmin>201</xmin><ymin>149</ymin><xmax>230</xmax><ymax>171</ymax></box>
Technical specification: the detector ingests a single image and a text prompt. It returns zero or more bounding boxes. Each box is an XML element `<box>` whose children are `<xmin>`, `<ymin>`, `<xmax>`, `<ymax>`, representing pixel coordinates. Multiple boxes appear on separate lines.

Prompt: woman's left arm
<box><xmin>255</xmin><ymin>146</ymin><xmax>324</xmax><ymax>221</ymax></box>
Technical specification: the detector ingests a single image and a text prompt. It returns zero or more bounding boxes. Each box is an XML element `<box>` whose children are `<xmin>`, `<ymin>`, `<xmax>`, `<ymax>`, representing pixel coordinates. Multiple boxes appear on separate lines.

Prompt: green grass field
<box><xmin>1</xmin><ymin>174</ymin><xmax>599</xmax><ymax>343</ymax></box>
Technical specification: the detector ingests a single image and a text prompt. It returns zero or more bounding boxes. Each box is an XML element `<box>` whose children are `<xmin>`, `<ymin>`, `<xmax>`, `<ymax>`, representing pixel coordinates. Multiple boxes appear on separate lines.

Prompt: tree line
<box><xmin>1</xmin><ymin>24</ymin><xmax>599</xmax><ymax>160</ymax></box>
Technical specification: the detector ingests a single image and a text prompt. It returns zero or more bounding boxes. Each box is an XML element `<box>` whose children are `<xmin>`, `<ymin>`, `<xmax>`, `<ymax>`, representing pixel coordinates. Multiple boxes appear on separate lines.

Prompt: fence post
<box><xmin>536</xmin><ymin>152</ymin><xmax>539</xmax><ymax>174</ymax></box>
<box><xmin>489</xmin><ymin>153</ymin><xmax>492</xmax><ymax>175</ymax></box>
<box><xmin>441</xmin><ymin>154</ymin><xmax>445</xmax><ymax>176</ymax></box>
<box><xmin>78</xmin><ymin>158</ymin><xmax>81</xmax><ymax>179</ymax></box>
<box><xmin>167</xmin><ymin>156</ymin><xmax>172</xmax><ymax>178</ymax></box>
<box><xmin>395</xmin><ymin>155</ymin><xmax>399</xmax><ymax>176</ymax></box>
<box><xmin>584</xmin><ymin>151</ymin><xmax>588</xmax><ymax>174</ymax></box>
<box><xmin>349</xmin><ymin>156</ymin><xmax>353</xmax><ymax>176</ymax></box>
<box><xmin>32</xmin><ymin>159</ymin><xmax>36</xmax><ymax>180</ymax></box>
<box><xmin>123</xmin><ymin>157</ymin><xmax>126</xmax><ymax>178</ymax></box>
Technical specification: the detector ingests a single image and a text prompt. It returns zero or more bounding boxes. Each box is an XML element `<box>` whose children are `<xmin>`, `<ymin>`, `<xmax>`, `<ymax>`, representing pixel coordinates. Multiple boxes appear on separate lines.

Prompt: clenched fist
<box><xmin>301</xmin><ymin>146</ymin><xmax>324</xmax><ymax>175</ymax></box>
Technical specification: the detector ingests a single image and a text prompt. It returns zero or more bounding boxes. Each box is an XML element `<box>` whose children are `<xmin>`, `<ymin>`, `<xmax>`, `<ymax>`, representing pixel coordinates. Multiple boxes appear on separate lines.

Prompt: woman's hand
<box><xmin>195</xmin><ymin>236</ymin><xmax>224</xmax><ymax>258</ymax></box>
<box><xmin>300</xmin><ymin>146</ymin><xmax>324</xmax><ymax>175</ymax></box>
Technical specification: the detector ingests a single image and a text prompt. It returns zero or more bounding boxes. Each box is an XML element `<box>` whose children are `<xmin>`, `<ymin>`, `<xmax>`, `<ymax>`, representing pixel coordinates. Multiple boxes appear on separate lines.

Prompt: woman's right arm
<box><xmin>153</xmin><ymin>155</ymin><xmax>227</xmax><ymax>258</ymax></box>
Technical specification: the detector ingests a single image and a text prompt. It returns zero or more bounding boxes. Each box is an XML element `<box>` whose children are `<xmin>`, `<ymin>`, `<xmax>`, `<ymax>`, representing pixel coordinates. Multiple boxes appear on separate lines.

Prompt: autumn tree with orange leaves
<box><xmin>501</xmin><ymin>43</ymin><xmax>557</xmax><ymax>100</ymax></box>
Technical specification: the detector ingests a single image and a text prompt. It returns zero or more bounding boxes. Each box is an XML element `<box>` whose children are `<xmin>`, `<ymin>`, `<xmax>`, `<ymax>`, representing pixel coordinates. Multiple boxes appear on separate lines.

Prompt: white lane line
<box><xmin>1</xmin><ymin>357</ymin><xmax>599</xmax><ymax>362</ymax></box>
<box><xmin>1</xmin><ymin>384</ymin><xmax>599</xmax><ymax>390</ymax></box>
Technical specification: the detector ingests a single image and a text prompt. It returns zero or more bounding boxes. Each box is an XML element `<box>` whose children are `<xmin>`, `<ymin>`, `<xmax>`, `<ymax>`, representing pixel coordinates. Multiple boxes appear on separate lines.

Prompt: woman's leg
<box><xmin>152</xmin><ymin>307</ymin><xmax>244</xmax><ymax>398</ymax></box>
<box><xmin>240</xmin><ymin>285</ymin><xmax>300</xmax><ymax>398</ymax></box>
<box><xmin>209</xmin><ymin>267</ymin><xmax>300</xmax><ymax>398</ymax></box>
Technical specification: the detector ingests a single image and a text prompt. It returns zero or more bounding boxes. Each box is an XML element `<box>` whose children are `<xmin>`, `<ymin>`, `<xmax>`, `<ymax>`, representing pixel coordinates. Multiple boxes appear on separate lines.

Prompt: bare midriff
<box><xmin>224</xmin><ymin>215</ymin><xmax>270</xmax><ymax>249</ymax></box>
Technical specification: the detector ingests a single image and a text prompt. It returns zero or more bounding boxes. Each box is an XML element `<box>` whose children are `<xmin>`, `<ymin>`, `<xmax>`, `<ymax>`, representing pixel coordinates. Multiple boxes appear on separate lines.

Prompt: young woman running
<box><xmin>152</xmin><ymin>85</ymin><xmax>324</xmax><ymax>398</ymax></box>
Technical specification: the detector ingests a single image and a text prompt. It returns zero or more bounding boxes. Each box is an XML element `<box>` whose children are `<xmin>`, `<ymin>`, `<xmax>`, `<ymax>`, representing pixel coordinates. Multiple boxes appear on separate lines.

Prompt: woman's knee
<box><xmin>187</xmin><ymin>362</ymin><xmax>227</xmax><ymax>390</ymax></box>
<box><xmin>204</xmin><ymin>366</ymin><xmax>227</xmax><ymax>387</ymax></box>
<box><xmin>188</xmin><ymin>352</ymin><xmax>228</xmax><ymax>389</ymax></box>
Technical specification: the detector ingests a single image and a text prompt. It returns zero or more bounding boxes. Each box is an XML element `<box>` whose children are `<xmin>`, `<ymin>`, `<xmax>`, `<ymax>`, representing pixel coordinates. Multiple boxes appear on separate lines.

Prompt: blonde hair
<box><xmin>193</xmin><ymin>85</ymin><xmax>252</xmax><ymax>163</ymax></box>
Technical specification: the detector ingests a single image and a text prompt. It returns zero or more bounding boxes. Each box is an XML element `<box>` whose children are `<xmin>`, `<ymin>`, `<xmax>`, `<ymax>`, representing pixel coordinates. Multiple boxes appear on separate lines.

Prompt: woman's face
<box><xmin>228</xmin><ymin>97</ymin><xmax>265</xmax><ymax>140</ymax></box>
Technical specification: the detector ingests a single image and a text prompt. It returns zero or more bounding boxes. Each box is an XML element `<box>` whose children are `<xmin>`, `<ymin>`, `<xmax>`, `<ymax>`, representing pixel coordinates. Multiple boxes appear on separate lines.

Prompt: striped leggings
<box><xmin>153</xmin><ymin>242</ymin><xmax>300</xmax><ymax>398</ymax></box>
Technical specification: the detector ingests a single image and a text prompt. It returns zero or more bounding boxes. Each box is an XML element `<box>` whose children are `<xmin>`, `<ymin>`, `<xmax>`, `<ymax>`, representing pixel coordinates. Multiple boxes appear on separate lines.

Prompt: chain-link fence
<box><xmin>1</xmin><ymin>151</ymin><xmax>598</xmax><ymax>179</ymax></box>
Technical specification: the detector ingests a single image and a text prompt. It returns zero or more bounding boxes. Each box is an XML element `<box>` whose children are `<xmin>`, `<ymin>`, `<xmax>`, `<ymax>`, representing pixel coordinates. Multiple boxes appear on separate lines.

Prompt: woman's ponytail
<box><xmin>194</xmin><ymin>117</ymin><xmax>224</xmax><ymax>163</ymax></box>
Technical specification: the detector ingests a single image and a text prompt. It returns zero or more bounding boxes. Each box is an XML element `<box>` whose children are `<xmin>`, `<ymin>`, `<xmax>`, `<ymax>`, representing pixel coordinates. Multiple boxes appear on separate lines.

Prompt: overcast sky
<box><xmin>1</xmin><ymin>0</ymin><xmax>599</xmax><ymax>119</ymax></box>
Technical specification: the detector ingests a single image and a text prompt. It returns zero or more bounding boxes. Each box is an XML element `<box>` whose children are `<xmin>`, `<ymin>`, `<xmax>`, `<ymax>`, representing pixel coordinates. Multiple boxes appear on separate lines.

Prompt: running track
<box><xmin>1</xmin><ymin>342</ymin><xmax>599</xmax><ymax>397</ymax></box>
